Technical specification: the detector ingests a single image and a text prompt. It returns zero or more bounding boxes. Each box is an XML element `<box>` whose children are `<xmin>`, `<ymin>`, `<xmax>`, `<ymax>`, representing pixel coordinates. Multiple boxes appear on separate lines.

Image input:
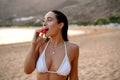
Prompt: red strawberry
<box><xmin>41</xmin><ymin>28</ymin><xmax>48</xmax><ymax>33</ymax></box>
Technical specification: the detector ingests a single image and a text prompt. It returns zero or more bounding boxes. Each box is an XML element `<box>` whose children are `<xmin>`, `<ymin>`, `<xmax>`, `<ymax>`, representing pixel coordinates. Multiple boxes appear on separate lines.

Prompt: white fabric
<box><xmin>36</xmin><ymin>41</ymin><xmax>71</xmax><ymax>76</ymax></box>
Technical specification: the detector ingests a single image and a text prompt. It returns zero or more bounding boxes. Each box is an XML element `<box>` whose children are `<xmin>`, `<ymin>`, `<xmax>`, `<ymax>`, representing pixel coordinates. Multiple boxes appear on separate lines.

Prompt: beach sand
<box><xmin>0</xmin><ymin>26</ymin><xmax>120</xmax><ymax>80</ymax></box>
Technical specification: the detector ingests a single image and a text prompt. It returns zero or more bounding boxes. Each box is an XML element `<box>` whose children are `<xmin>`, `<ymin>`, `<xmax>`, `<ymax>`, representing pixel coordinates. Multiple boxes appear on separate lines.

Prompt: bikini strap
<box><xmin>43</xmin><ymin>40</ymin><xmax>50</xmax><ymax>52</ymax></box>
<box><xmin>64</xmin><ymin>41</ymin><xmax>67</xmax><ymax>55</ymax></box>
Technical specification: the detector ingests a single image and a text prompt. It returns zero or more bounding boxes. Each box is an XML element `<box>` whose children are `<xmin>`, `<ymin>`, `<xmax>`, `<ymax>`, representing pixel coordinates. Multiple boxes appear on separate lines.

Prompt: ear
<box><xmin>59</xmin><ymin>22</ymin><xmax>64</xmax><ymax>29</ymax></box>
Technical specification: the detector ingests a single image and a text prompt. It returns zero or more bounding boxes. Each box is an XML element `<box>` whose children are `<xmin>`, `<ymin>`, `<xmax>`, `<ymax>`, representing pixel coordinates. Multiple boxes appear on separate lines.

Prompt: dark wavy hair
<box><xmin>51</xmin><ymin>10</ymin><xmax>69</xmax><ymax>41</ymax></box>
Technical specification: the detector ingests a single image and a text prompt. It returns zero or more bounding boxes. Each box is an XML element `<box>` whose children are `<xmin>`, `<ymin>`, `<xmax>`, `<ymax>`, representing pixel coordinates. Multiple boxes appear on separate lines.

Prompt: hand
<box><xmin>32</xmin><ymin>29</ymin><xmax>45</xmax><ymax>46</ymax></box>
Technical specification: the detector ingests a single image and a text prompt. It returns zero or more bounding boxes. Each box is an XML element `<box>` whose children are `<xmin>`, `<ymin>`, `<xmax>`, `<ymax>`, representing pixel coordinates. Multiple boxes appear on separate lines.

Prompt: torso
<box><xmin>36</xmin><ymin>41</ymin><xmax>77</xmax><ymax>80</ymax></box>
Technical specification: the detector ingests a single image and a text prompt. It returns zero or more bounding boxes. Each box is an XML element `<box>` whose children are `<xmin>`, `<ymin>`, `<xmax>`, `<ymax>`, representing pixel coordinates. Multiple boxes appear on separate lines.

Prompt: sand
<box><xmin>0</xmin><ymin>26</ymin><xmax>120</xmax><ymax>80</ymax></box>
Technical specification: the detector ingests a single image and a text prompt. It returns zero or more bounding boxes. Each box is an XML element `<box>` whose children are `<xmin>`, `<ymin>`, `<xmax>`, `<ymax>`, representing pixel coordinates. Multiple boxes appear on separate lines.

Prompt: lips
<box><xmin>41</xmin><ymin>28</ymin><xmax>49</xmax><ymax>33</ymax></box>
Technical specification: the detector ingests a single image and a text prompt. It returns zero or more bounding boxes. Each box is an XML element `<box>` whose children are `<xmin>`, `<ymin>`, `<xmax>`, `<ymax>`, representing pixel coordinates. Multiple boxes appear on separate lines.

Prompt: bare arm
<box><xmin>24</xmin><ymin>29</ymin><xmax>45</xmax><ymax>74</ymax></box>
<box><xmin>69</xmin><ymin>45</ymin><xmax>79</xmax><ymax>80</ymax></box>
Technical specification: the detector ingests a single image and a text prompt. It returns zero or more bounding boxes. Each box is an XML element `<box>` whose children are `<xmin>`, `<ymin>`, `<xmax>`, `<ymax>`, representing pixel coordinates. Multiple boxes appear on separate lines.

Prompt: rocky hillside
<box><xmin>61</xmin><ymin>0</ymin><xmax>120</xmax><ymax>21</ymax></box>
<box><xmin>0</xmin><ymin>0</ymin><xmax>120</xmax><ymax>22</ymax></box>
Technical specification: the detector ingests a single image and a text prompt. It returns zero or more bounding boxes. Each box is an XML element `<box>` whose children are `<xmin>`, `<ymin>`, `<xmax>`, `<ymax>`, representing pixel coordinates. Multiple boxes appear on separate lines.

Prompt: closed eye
<box><xmin>43</xmin><ymin>17</ymin><xmax>55</xmax><ymax>23</ymax></box>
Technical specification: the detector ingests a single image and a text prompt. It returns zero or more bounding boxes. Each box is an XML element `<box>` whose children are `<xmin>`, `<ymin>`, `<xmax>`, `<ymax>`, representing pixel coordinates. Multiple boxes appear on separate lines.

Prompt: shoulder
<box><xmin>66</xmin><ymin>41</ymin><xmax>79</xmax><ymax>58</ymax></box>
<box><xmin>66</xmin><ymin>41</ymin><xmax>79</xmax><ymax>51</ymax></box>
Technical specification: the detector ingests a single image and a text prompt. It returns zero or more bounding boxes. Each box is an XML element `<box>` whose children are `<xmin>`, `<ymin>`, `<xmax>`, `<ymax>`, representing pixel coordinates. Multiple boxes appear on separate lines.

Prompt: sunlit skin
<box><xmin>24</xmin><ymin>11</ymin><xmax>79</xmax><ymax>80</ymax></box>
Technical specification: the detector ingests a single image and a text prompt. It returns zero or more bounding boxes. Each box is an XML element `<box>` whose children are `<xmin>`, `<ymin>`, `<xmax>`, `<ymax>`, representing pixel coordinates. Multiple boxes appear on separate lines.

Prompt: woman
<box><xmin>24</xmin><ymin>10</ymin><xmax>79</xmax><ymax>80</ymax></box>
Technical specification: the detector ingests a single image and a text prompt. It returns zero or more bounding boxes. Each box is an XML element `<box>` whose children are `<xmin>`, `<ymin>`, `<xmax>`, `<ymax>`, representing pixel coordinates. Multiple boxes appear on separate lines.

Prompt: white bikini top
<box><xmin>36</xmin><ymin>41</ymin><xmax>71</xmax><ymax>76</ymax></box>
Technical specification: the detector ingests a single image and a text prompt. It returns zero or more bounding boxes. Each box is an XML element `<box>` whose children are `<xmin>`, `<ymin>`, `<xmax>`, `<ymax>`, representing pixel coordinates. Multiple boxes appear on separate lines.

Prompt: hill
<box><xmin>0</xmin><ymin>0</ymin><xmax>120</xmax><ymax>22</ymax></box>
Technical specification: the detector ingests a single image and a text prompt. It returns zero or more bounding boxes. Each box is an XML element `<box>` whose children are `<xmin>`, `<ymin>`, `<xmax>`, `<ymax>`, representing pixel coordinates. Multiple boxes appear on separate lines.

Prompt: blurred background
<box><xmin>0</xmin><ymin>0</ymin><xmax>120</xmax><ymax>26</ymax></box>
<box><xmin>0</xmin><ymin>0</ymin><xmax>120</xmax><ymax>80</ymax></box>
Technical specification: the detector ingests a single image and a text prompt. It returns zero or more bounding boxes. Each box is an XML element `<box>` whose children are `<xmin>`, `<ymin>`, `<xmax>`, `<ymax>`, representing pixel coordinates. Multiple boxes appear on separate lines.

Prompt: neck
<box><xmin>50</xmin><ymin>32</ymin><xmax>64</xmax><ymax>47</ymax></box>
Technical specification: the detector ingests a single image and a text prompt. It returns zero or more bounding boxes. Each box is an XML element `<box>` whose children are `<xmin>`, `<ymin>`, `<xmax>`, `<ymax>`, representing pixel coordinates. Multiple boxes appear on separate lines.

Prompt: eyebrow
<box><xmin>44</xmin><ymin>17</ymin><xmax>54</xmax><ymax>20</ymax></box>
<box><xmin>47</xmin><ymin>17</ymin><xmax>53</xmax><ymax>19</ymax></box>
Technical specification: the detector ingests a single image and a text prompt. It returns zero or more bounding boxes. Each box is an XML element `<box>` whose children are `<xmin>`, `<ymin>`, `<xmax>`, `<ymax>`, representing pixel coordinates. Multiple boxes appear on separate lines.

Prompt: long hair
<box><xmin>51</xmin><ymin>10</ymin><xmax>69</xmax><ymax>41</ymax></box>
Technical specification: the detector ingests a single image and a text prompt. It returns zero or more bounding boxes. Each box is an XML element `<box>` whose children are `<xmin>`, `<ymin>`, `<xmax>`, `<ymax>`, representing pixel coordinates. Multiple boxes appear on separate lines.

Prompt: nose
<box><xmin>43</xmin><ymin>21</ymin><xmax>47</xmax><ymax>26</ymax></box>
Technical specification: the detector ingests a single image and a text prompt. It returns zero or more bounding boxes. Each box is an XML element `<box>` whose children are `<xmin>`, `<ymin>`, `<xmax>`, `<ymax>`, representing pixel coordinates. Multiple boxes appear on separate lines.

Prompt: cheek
<box><xmin>47</xmin><ymin>23</ymin><xmax>59</xmax><ymax>36</ymax></box>
<box><xmin>48</xmin><ymin>22</ymin><xmax>58</xmax><ymax>31</ymax></box>
<box><xmin>48</xmin><ymin>22</ymin><xmax>57</xmax><ymax>27</ymax></box>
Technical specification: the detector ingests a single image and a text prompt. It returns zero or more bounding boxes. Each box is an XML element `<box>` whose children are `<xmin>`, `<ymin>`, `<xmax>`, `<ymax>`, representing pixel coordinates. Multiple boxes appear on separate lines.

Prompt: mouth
<box><xmin>45</xmin><ymin>28</ymin><xmax>49</xmax><ymax>31</ymax></box>
<box><xmin>41</xmin><ymin>28</ymin><xmax>49</xmax><ymax>33</ymax></box>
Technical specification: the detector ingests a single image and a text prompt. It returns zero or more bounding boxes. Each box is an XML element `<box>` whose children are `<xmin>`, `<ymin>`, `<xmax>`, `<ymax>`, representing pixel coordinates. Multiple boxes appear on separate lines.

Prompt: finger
<box><xmin>37</xmin><ymin>36</ymin><xmax>45</xmax><ymax>44</ymax></box>
<box><xmin>35</xmin><ymin>29</ymin><xmax>41</xmax><ymax>37</ymax></box>
<box><xmin>40</xmin><ymin>33</ymin><xmax>44</xmax><ymax>37</ymax></box>
<box><xmin>36</xmin><ymin>28</ymin><xmax>45</xmax><ymax>37</ymax></box>
<box><xmin>32</xmin><ymin>30</ymin><xmax>40</xmax><ymax>42</ymax></box>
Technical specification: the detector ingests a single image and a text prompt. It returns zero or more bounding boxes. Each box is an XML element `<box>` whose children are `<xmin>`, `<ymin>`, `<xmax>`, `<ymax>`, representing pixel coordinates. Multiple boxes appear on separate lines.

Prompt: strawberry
<box><xmin>41</xmin><ymin>28</ymin><xmax>48</xmax><ymax>33</ymax></box>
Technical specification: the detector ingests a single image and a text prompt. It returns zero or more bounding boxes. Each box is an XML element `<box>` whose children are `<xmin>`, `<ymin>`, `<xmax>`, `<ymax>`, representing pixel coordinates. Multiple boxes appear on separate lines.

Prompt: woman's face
<box><xmin>42</xmin><ymin>11</ymin><xmax>62</xmax><ymax>37</ymax></box>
